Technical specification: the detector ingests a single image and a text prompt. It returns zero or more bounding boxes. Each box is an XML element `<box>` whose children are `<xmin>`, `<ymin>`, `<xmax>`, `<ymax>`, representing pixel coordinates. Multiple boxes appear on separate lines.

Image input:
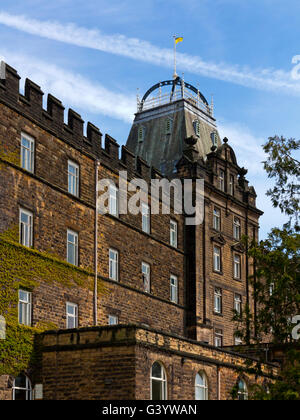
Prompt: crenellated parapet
<box><xmin>0</xmin><ymin>63</ymin><xmax>104</xmax><ymax>156</ymax></box>
<box><xmin>0</xmin><ymin>62</ymin><xmax>160</xmax><ymax>179</ymax></box>
<box><xmin>0</xmin><ymin>61</ymin><xmax>261</xmax><ymax>212</ymax></box>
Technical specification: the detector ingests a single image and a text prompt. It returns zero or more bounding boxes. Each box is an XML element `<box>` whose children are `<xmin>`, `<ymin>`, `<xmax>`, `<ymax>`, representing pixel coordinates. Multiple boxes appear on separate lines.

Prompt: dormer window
<box><xmin>211</xmin><ymin>132</ymin><xmax>217</xmax><ymax>147</ymax></box>
<box><xmin>193</xmin><ymin>120</ymin><xmax>200</xmax><ymax>137</ymax></box>
<box><xmin>138</xmin><ymin>126</ymin><xmax>146</xmax><ymax>143</ymax></box>
<box><xmin>229</xmin><ymin>175</ymin><xmax>235</xmax><ymax>196</ymax></box>
<box><xmin>165</xmin><ymin>118</ymin><xmax>173</xmax><ymax>135</ymax></box>
<box><xmin>219</xmin><ymin>169</ymin><xmax>225</xmax><ymax>192</ymax></box>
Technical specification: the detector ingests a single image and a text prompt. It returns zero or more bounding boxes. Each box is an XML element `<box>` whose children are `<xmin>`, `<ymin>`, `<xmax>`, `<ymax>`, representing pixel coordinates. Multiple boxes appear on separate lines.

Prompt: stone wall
<box><xmin>0</xmin><ymin>375</ymin><xmax>12</xmax><ymax>400</ymax></box>
<box><xmin>41</xmin><ymin>326</ymin><xmax>279</xmax><ymax>400</ymax></box>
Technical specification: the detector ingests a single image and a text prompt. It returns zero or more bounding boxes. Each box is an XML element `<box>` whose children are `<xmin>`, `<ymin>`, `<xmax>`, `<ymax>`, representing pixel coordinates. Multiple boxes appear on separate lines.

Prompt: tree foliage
<box><xmin>263</xmin><ymin>135</ymin><xmax>300</xmax><ymax>229</ymax></box>
<box><xmin>233</xmin><ymin>135</ymin><xmax>300</xmax><ymax>400</ymax></box>
<box><xmin>234</xmin><ymin>229</ymin><xmax>300</xmax><ymax>345</ymax></box>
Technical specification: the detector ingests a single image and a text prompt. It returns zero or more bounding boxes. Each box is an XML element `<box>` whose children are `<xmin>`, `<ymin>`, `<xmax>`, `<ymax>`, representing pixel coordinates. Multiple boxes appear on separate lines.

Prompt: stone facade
<box><xmin>0</xmin><ymin>63</ymin><xmax>273</xmax><ymax>400</ymax></box>
<box><xmin>41</xmin><ymin>326</ymin><xmax>278</xmax><ymax>401</ymax></box>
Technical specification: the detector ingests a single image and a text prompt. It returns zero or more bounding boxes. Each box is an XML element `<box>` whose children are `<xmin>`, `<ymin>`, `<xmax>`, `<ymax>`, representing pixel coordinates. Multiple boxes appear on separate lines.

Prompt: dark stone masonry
<box><xmin>0</xmin><ymin>64</ymin><xmax>279</xmax><ymax>400</ymax></box>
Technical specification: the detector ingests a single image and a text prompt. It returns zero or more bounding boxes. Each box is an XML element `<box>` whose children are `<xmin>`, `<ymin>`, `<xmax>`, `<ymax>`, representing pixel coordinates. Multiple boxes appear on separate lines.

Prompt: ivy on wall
<box><xmin>0</xmin><ymin>150</ymin><xmax>106</xmax><ymax>377</ymax></box>
<box><xmin>0</xmin><ymin>226</ymin><xmax>106</xmax><ymax>376</ymax></box>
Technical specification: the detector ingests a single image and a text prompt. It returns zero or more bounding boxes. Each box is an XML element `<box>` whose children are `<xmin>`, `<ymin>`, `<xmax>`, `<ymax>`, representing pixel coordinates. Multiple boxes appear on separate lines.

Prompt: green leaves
<box><xmin>263</xmin><ymin>136</ymin><xmax>300</xmax><ymax>230</ymax></box>
<box><xmin>0</xmin><ymin>227</ymin><xmax>106</xmax><ymax>376</ymax></box>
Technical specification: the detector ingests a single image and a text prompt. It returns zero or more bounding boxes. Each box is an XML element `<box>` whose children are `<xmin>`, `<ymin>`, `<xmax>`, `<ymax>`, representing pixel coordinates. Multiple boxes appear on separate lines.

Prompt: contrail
<box><xmin>0</xmin><ymin>12</ymin><xmax>299</xmax><ymax>95</ymax></box>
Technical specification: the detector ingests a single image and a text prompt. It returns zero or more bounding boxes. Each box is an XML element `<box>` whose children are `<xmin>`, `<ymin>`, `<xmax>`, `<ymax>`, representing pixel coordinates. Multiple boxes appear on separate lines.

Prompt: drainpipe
<box><xmin>245</xmin><ymin>207</ymin><xmax>250</xmax><ymax>344</ymax></box>
<box><xmin>94</xmin><ymin>159</ymin><xmax>101</xmax><ymax>326</ymax></box>
<box><xmin>253</xmin><ymin>226</ymin><xmax>258</xmax><ymax>338</ymax></box>
<box><xmin>202</xmin><ymin>200</ymin><xmax>207</xmax><ymax>324</ymax></box>
<box><xmin>217</xmin><ymin>366</ymin><xmax>221</xmax><ymax>400</ymax></box>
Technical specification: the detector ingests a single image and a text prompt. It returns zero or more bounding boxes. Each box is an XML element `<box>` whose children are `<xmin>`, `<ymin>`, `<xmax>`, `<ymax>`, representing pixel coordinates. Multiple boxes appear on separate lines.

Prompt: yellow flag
<box><xmin>175</xmin><ymin>37</ymin><xmax>183</xmax><ymax>44</ymax></box>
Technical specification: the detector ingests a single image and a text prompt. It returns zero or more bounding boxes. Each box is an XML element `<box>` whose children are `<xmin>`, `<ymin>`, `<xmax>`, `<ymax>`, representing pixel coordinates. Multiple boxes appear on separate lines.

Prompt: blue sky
<box><xmin>0</xmin><ymin>0</ymin><xmax>299</xmax><ymax>238</ymax></box>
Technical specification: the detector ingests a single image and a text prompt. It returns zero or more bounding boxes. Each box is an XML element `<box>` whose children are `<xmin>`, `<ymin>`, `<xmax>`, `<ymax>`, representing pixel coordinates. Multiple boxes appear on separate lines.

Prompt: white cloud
<box><xmin>0</xmin><ymin>12</ymin><xmax>300</xmax><ymax>95</ymax></box>
<box><xmin>0</xmin><ymin>51</ymin><xmax>136</xmax><ymax>123</ymax></box>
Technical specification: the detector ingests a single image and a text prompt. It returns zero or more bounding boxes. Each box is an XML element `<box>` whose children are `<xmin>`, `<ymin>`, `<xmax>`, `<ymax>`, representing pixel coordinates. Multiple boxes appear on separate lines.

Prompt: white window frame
<box><xmin>19</xmin><ymin>208</ymin><xmax>33</xmax><ymax>248</ymax></box>
<box><xmin>150</xmin><ymin>362</ymin><xmax>167</xmax><ymax>400</ymax></box>
<box><xmin>214</xmin><ymin>288</ymin><xmax>222</xmax><ymax>314</ymax></box>
<box><xmin>142</xmin><ymin>203</ymin><xmax>150</xmax><ymax>234</ymax></box>
<box><xmin>219</xmin><ymin>169</ymin><xmax>225</xmax><ymax>192</ymax></box>
<box><xmin>109</xmin><ymin>184</ymin><xmax>119</xmax><ymax>217</ymax></box>
<box><xmin>108</xmin><ymin>315</ymin><xmax>119</xmax><ymax>326</ymax></box>
<box><xmin>170</xmin><ymin>220</ymin><xmax>178</xmax><ymax>248</ymax></box>
<box><xmin>170</xmin><ymin>275</ymin><xmax>178</xmax><ymax>304</ymax></box>
<box><xmin>215</xmin><ymin>329</ymin><xmax>223</xmax><ymax>347</ymax></box>
<box><xmin>195</xmin><ymin>372</ymin><xmax>208</xmax><ymax>401</ymax></box>
<box><xmin>109</xmin><ymin>249</ymin><xmax>119</xmax><ymax>282</ymax></box>
<box><xmin>12</xmin><ymin>375</ymin><xmax>32</xmax><ymax>400</ymax></box>
<box><xmin>234</xmin><ymin>294</ymin><xmax>242</xmax><ymax>316</ymax></box>
<box><xmin>18</xmin><ymin>289</ymin><xmax>32</xmax><ymax>326</ymax></box>
<box><xmin>269</xmin><ymin>283</ymin><xmax>275</xmax><ymax>296</ymax></box>
<box><xmin>142</xmin><ymin>262</ymin><xmax>151</xmax><ymax>293</ymax></box>
<box><xmin>67</xmin><ymin>230</ymin><xmax>79</xmax><ymax>266</ymax></box>
<box><xmin>229</xmin><ymin>175</ymin><xmax>235</xmax><ymax>196</ymax></box>
<box><xmin>234</xmin><ymin>254</ymin><xmax>242</xmax><ymax>280</ymax></box>
<box><xmin>238</xmin><ymin>380</ymin><xmax>248</xmax><ymax>400</ymax></box>
<box><xmin>235</xmin><ymin>337</ymin><xmax>243</xmax><ymax>346</ymax></box>
<box><xmin>20</xmin><ymin>133</ymin><xmax>35</xmax><ymax>173</ymax></box>
<box><xmin>233</xmin><ymin>217</ymin><xmax>241</xmax><ymax>240</ymax></box>
<box><xmin>68</xmin><ymin>160</ymin><xmax>79</xmax><ymax>197</ymax></box>
<box><xmin>213</xmin><ymin>208</ymin><xmax>221</xmax><ymax>231</ymax></box>
<box><xmin>213</xmin><ymin>246</ymin><xmax>221</xmax><ymax>272</ymax></box>
<box><xmin>66</xmin><ymin>302</ymin><xmax>78</xmax><ymax>329</ymax></box>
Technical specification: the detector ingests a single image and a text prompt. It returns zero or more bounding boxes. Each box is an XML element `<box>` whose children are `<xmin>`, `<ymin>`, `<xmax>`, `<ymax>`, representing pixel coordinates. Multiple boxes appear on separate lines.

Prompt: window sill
<box><xmin>212</xmin><ymin>228</ymin><xmax>221</xmax><ymax>234</ymax></box>
<box><xmin>213</xmin><ymin>270</ymin><xmax>224</xmax><ymax>276</ymax></box>
<box><xmin>214</xmin><ymin>312</ymin><xmax>223</xmax><ymax>317</ymax></box>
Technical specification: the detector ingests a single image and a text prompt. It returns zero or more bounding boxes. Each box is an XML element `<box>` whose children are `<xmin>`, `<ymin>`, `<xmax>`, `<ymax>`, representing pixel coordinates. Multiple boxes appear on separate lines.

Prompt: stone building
<box><xmin>0</xmin><ymin>64</ymin><xmax>278</xmax><ymax>400</ymax></box>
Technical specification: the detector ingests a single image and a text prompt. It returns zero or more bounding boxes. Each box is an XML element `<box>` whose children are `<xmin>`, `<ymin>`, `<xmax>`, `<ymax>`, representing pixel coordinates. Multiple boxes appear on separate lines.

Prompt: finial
<box><xmin>240</xmin><ymin>167</ymin><xmax>248</xmax><ymax>177</ymax></box>
<box><xmin>185</xmin><ymin>135</ymin><xmax>198</xmax><ymax>147</ymax></box>
<box><xmin>223</xmin><ymin>137</ymin><xmax>229</xmax><ymax>143</ymax></box>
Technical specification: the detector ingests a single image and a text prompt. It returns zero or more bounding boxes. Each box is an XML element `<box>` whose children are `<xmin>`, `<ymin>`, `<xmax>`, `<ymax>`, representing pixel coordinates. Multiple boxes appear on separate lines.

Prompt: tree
<box><xmin>263</xmin><ymin>136</ymin><xmax>300</xmax><ymax>230</ymax></box>
<box><xmin>234</xmin><ymin>228</ymin><xmax>299</xmax><ymax>346</ymax></box>
<box><xmin>233</xmin><ymin>135</ymin><xmax>300</xmax><ymax>400</ymax></box>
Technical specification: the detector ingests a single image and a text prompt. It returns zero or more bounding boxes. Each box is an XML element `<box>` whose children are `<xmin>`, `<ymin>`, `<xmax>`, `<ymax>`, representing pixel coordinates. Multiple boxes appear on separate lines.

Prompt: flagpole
<box><xmin>173</xmin><ymin>35</ymin><xmax>177</xmax><ymax>79</ymax></box>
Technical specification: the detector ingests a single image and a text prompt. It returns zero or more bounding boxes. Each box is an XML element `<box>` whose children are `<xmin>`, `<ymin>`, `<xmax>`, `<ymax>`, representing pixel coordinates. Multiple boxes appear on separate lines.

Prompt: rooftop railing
<box><xmin>137</xmin><ymin>87</ymin><xmax>213</xmax><ymax>115</ymax></box>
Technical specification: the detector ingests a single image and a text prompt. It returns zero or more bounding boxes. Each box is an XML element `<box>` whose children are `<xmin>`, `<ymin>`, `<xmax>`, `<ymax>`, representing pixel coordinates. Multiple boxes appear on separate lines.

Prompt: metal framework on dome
<box><xmin>137</xmin><ymin>77</ymin><xmax>213</xmax><ymax>115</ymax></box>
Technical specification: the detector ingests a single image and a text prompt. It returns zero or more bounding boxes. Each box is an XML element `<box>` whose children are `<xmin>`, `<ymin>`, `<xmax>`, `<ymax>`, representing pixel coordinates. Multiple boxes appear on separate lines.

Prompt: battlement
<box><xmin>0</xmin><ymin>62</ymin><xmax>259</xmax><ymax>206</ymax></box>
<box><xmin>0</xmin><ymin>62</ymin><xmax>158</xmax><ymax>179</ymax></box>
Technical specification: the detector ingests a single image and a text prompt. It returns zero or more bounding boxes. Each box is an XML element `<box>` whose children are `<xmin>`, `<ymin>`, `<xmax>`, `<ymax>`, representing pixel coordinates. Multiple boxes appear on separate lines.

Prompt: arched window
<box><xmin>12</xmin><ymin>374</ymin><xmax>32</xmax><ymax>400</ymax></box>
<box><xmin>237</xmin><ymin>379</ymin><xmax>248</xmax><ymax>400</ymax></box>
<box><xmin>151</xmin><ymin>362</ymin><xmax>167</xmax><ymax>400</ymax></box>
<box><xmin>195</xmin><ymin>372</ymin><xmax>208</xmax><ymax>400</ymax></box>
